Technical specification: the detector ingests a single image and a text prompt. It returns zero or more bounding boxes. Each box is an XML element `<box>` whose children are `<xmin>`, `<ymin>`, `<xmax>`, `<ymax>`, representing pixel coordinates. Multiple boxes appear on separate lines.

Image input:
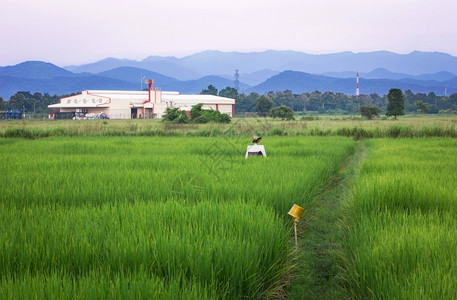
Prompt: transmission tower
<box><xmin>234</xmin><ymin>69</ymin><xmax>240</xmax><ymax>91</ymax></box>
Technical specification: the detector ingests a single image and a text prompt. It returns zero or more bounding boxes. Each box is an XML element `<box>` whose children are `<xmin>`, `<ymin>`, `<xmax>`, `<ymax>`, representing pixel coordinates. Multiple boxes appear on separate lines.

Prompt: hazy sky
<box><xmin>1</xmin><ymin>0</ymin><xmax>456</xmax><ymax>66</ymax></box>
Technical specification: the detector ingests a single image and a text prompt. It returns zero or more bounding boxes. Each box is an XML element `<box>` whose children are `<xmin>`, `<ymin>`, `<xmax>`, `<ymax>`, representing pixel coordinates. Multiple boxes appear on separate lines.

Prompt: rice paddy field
<box><xmin>1</xmin><ymin>117</ymin><xmax>457</xmax><ymax>299</ymax></box>
<box><xmin>343</xmin><ymin>138</ymin><xmax>457</xmax><ymax>299</ymax></box>
<box><xmin>0</xmin><ymin>136</ymin><xmax>355</xmax><ymax>299</ymax></box>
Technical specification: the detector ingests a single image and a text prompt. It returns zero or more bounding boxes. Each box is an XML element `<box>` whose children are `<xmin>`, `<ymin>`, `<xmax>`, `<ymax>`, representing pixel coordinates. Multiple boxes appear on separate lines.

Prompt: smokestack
<box><xmin>146</xmin><ymin>79</ymin><xmax>153</xmax><ymax>102</ymax></box>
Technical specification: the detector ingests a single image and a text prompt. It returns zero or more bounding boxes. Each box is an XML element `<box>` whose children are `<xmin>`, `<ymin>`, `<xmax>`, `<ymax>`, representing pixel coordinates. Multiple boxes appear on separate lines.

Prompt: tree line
<box><xmin>245</xmin><ymin>90</ymin><xmax>457</xmax><ymax>115</ymax></box>
<box><xmin>0</xmin><ymin>92</ymin><xmax>77</xmax><ymax>114</ymax></box>
<box><xmin>1</xmin><ymin>87</ymin><xmax>457</xmax><ymax>116</ymax></box>
<box><xmin>203</xmin><ymin>85</ymin><xmax>457</xmax><ymax>115</ymax></box>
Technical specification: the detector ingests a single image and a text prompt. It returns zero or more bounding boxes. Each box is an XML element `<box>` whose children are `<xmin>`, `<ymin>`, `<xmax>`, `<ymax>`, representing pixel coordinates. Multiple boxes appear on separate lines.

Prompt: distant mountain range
<box><xmin>250</xmin><ymin>71</ymin><xmax>457</xmax><ymax>95</ymax></box>
<box><xmin>64</xmin><ymin>50</ymin><xmax>457</xmax><ymax>80</ymax></box>
<box><xmin>0</xmin><ymin>62</ymin><xmax>246</xmax><ymax>99</ymax></box>
<box><xmin>322</xmin><ymin>68</ymin><xmax>457</xmax><ymax>81</ymax></box>
<box><xmin>1</xmin><ymin>50</ymin><xmax>457</xmax><ymax>99</ymax></box>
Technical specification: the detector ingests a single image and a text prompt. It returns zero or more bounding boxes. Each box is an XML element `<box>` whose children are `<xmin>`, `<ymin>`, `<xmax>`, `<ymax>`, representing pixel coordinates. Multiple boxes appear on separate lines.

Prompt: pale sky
<box><xmin>1</xmin><ymin>0</ymin><xmax>456</xmax><ymax>66</ymax></box>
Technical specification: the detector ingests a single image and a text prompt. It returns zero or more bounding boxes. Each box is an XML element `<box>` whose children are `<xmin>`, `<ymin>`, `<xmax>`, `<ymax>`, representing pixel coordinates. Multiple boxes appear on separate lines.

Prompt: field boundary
<box><xmin>1</xmin><ymin>123</ymin><xmax>457</xmax><ymax>139</ymax></box>
<box><xmin>285</xmin><ymin>141</ymin><xmax>368</xmax><ymax>299</ymax></box>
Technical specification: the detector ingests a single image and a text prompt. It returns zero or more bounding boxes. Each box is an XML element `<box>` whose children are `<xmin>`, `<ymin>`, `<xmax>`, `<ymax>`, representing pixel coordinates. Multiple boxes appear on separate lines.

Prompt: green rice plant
<box><xmin>0</xmin><ymin>271</ymin><xmax>220</xmax><ymax>300</ymax></box>
<box><xmin>342</xmin><ymin>138</ymin><xmax>457</xmax><ymax>299</ymax></box>
<box><xmin>0</xmin><ymin>200</ymin><xmax>291</xmax><ymax>298</ymax></box>
<box><xmin>345</xmin><ymin>211</ymin><xmax>457</xmax><ymax>299</ymax></box>
<box><xmin>0</xmin><ymin>136</ymin><xmax>355</xmax><ymax>214</ymax></box>
<box><xmin>0</xmin><ymin>136</ymin><xmax>356</xmax><ymax>298</ymax></box>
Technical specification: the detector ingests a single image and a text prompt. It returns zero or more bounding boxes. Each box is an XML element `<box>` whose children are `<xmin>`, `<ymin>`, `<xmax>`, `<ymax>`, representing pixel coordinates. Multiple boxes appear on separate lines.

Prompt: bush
<box><xmin>193</xmin><ymin>106</ymin><xmax>231</xmax><ymax>124</ymax></box>
<box><xmin>215</xmin><ymin>112</ymin><xmax>231</xmax><ymax>124</ymax></box>
<box><xmin>190</xmin><ymin>103</ymin><xmax>203</xmax><ymax>119</ymax></box>
<box><xmin>162</xmin><ymin>108</ymin><xmax>182</xmax><ymax>122</ymax></box>
<box><xmin>269</xmin><ymin>105</ymin><xmax>295</xmax><ymax>120</ymax></box>
<box><xmin>176</xmin><ymin>111</ymin><xmax>191</xmax><ymax>124</ymax></box>
<box><xmin>193</xmin><ymin>115</ymin><xmax>210</xmax><ymax>124</ymax></box>
<box><xmin>163</xmin><ymin>104</ymin><xmax>231</xmax><ymax>124</ymax></box>
<box><xmin>386</xmin><ymin>125</ymin><xmax>415</xmax><ymax>138</ymax></box>
<box><xmin>360</xmin><ymin>105</ymin><xmax>381</xmax><ymax>120</ymax></box>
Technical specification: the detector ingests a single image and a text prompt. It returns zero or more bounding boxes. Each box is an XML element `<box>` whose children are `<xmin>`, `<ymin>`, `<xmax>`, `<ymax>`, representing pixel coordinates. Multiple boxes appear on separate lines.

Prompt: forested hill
<box><xmin>0</xmin><ymin>62</ymin><xmax>243</xmax><ymax>99</ymax></box>
<box><xmin>1</xmin><ymin>51</ymin><xmax>457</xmax><ymax>99</ymax></box>
<box><xmin>65</xmin><ymin>50</ymin><xmax>457</xmax><ymax>79</ymax></box>
<box><xmin>249</xmin><ymin>71</ymin><xmax>457</xmax><ymax>95</ymax></box>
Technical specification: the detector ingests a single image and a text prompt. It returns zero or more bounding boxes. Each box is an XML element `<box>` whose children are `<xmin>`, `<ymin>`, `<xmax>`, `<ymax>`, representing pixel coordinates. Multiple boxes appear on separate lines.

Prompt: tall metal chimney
<box><xmin>146</xmin><ymin>79</ymin><xmax>153</xmax><ymax>102</ymax></box>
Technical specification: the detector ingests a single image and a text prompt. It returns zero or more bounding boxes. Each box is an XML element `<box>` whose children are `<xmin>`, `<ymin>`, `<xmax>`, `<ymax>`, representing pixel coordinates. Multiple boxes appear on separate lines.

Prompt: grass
<box><xmin>1</xmin><ymin>272</ymin><xmax>220</xmax><ymax>300</ymax></box>
<box><xmin>1</xmin><ymin>115</ymin><xmax>457</xmax><ymax>139</ymax></box>
<box><xmin>285</xmin><ymin>137</ymin><xmax>457</xmax><ymax>299</ymax></box>
<box><xmin>2</xmin><ymin>120</ymin><xmax>457</xmax><ymax>298</ymax></box>
<box><xmin>0</xmin><ymin>201</ymin><xmax>290</xmax><ymax>298</ymax></box>
<box><xmin>0</xmin><ymin>137</ymin><xmax>355</xmax><ymax>213</ymax></box>
<box><xmin>342</xmin><ymin>138</ymin><xmax>457</xmax><ymax>299</ymax></box>
<box><xmin>286</xmin><ymin>141</ymin><xmax>368</xmax><ymax>300</ymax></box>
<box><xmin>0</xmin><ymin>136</ymin><xmax>355</xmax><ymax>299</ymax></box>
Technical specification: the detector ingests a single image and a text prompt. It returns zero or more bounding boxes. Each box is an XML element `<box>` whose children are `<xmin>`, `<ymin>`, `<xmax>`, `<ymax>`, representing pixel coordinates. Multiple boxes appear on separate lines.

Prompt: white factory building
<box><xmin>48</xmin><ymin>88</ymin><xmax>235</xmax><ymax>119</ymax></box>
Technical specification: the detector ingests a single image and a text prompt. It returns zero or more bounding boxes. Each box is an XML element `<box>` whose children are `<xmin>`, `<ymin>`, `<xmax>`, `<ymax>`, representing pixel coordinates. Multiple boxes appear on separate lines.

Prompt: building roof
<box><xmin>86</xmin><ymin>90</ymin><xmax>150</xmax><ymax>101</ymax></box>
<box><xmin>48</xmin><ymin>103</ymin><xmax>110</xmax><ymax>108</ymax></box>
<box><xmin>47</xmin><ymin>90</ymin><xmax>235</xmax><ymax>109</ymax></box>
<box><xmin>85</xmin><ymin>90</ymin><xmax>235</xmax><ymax>104</ymax></box>
<box><xmin>162</xmin><ymin>94</ymin><xmax>235</xmax><ymax>105</ymax></box>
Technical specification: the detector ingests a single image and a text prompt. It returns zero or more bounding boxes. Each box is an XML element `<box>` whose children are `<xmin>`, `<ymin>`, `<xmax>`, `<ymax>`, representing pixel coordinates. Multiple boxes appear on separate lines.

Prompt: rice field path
<box><xmin>285</xmin><ymin>140</ymin><xmax>368</xmax><ymax>300</ymax></box>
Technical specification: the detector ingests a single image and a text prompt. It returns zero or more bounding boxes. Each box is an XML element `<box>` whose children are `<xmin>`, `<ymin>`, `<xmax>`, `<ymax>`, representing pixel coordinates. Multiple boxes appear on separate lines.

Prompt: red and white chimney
<box><xmin>146</xmin><ymin>79</ymin><xmax>153</xmax><ymax>102</ymax></box>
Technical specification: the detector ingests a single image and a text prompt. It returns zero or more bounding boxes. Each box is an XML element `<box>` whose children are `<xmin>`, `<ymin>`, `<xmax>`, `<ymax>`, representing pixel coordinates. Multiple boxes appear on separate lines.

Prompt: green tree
<box><xmin>8</xmin><ymin>92</ymin><xmax>28</xmax><ymax>112</ymax></box>
<box><xmin>255</xmin><ymin>96</ymin><xmax>273</xmax><ymax>117</ymax></box>
<box><xmin>236</xmin><ymin>92</ymin><xmax>259</xmax><ymax>113</ymax></box>
<box><xmin>360</xmin><ymin>105</ymin><xmax>381</xmax><ymax>119</ymax></box>
<box><xmin>271</xmin><ymin>90</ymin><xmax>294</xmax><ymax>108</ymax></box>
<box><xmin>306</xmin><ymin>91</ymin><xmax>323</xmax><ymax>112</ymax></box>
<box><xmin>414</xmin><ymin>100</ymin><xmax>432</xmax><ymax>114</ymax></box>
<box><xmin>0</xmin><ymin>97</ymin><xmax>6</xmax><ymax>110</ymax></box>
<box><xmin>386</xmin><ymin>88</ymin><xmax>405</xmax><ymax>119</ymax></box>
<box><xmin>219</xmin><ymin>87</ymin><xmax>238</xmax><ymax>99</ymax></box>
<box><xmin>269</xmin><ymin>105</ymin><xmax>295</xmax><ymax>120</ymax></box>
<box><xmin>403</xmin><ymin>89</ymin><xmax>416</xmax><ymax>111</ymax></box>
<box><xmin>448</xmin><ymin>94</ymin><xmax>457</xmax><ymax>111</ymax></box>
<box><xmin>370</xmin><ymin>93</ymin><xmax>385</xmax><ymax>107</ymax></box>
<box><xmin>200</xmin><ymin>85</ymin><xmax>218</xmax><ymax>95</ymax></box>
